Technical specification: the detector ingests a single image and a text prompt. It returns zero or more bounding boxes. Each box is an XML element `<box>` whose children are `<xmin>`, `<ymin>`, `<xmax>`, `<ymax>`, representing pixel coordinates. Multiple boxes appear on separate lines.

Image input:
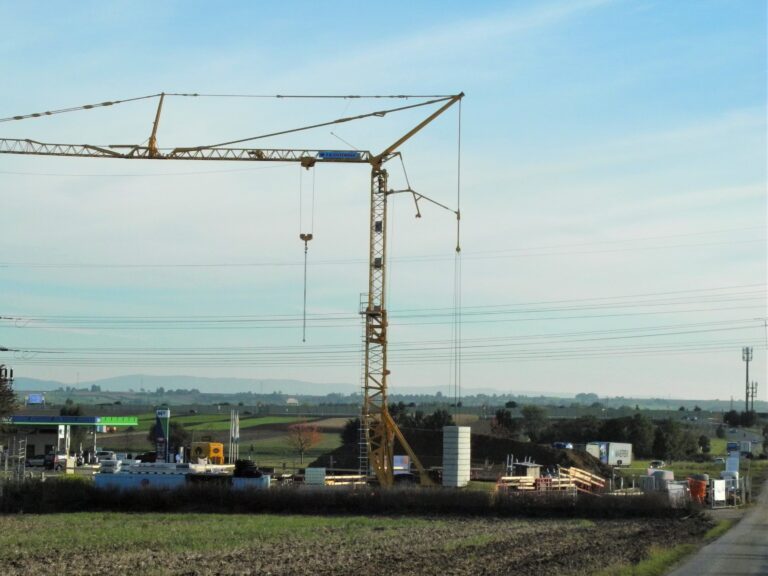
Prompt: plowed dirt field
<box><xmin>0</xmin><ymin>512</ymin><xmax>709</xmax><ymax>575</ymax></box>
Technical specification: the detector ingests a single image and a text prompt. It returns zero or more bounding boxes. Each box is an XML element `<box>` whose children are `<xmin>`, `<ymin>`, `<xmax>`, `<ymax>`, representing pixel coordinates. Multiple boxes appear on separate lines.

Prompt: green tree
<box><xmin>491</xmin><ymin>409</ymin><xmax>519</xmax><ymax>437</ymax></box>
<box><xmin>504</xmin><ymin>400</ymin><xmax>518</xmax><ymax>409</ymax></box>
<box><xmin>723</xmin><ymin>410</ymin><xmax>740</xmax><ymax>427</ymax></box>
<box><xmin>538</xmin><ymin>415</ymin><xmax>600</xmax><ymax>444</ymax></box>
<box><xmin>652</xmin><ymin>419</ymin><xmax>698</xmax><ymax>460</ymax></box>
<box><xmin>422</xmin><ymin>409</ymin><xmax>455</xmax><ymax>429</ymax></box>
<box><xmin>698</xmin><ymin>435</ymin><xmax>711</xmax><ymax>454</ymax></box>
<box><xmin>740</xmin><ymin>411</ymin><xmax>757</xmax><ymax>427</ymax></box>
<box><xmin>341</xmin><ymin>418</ymin><xmax>360</xmax><ymax>446</ymax></box>
<box><xmin>575</xmin><ymin>393</ymin><xmax>599</xmax><ymax>404</ymax></box>
<box><xmin>521</xmin><ymin>405</ymin><xmax>547</xmax><ymax>442</ymax></box>
<box><xmin>388</xmin><ymin>402</ymin><xmax>408</xmax><ymax>424</ymax></box>
<box><xmin>147</xmin><ymin>420</ymin><xmax>191</xmax><ymax>451</ymax></box>
<box><xmin>59</xmin><ymin>401</ymin><xmax>87</xmax><ymax>453</ymax></box>
<box><xmin>287</xmin><ymin>423</ymin><xmax>322</xmax><ymax>465</ymax></box>
<box><xmin>762</xmin><ymin>424</ymin><xmax>768</xmax><ymax>457</ymax></box>
<box><xmin>627</xmin><ymin>413</ymin><xmax>655</xmax><ymax>458</ymax></box>
<box><xmin>715</xmin><ymin>424</ymin><xmax>726</xmax><ymax>439</ymax></box>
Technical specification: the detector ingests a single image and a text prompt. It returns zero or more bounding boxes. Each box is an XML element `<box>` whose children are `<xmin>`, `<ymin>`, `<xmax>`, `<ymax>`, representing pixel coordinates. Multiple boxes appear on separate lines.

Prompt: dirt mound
<box><xmin>310</xmin><ymin>429</ymin><xmax>610</xmax><ymax>477</ymax></box>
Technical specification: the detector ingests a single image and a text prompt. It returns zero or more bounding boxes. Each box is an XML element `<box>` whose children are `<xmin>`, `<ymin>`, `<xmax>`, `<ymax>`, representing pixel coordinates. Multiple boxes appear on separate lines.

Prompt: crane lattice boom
<box><xmin>0</xmin><ymin>92</ymin><xmax>464</xmax><ymax>486</ymax></box>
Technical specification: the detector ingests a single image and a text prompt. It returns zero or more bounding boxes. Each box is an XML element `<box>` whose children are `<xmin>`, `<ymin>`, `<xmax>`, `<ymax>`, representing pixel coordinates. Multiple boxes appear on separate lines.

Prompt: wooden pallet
<box><xmin>497</xmin><ymin>476</ymin><xmax>537</xmax><ymax>491</ymax></box>
<box><xmin>324</xmin><ymin>474</ymin><xmax>368</xmax><ymax>486</ymax></box>
<box><xmin>559</xmin><ymin>466</ymin><xmax>606</xmax><ymax>493</ymax></box>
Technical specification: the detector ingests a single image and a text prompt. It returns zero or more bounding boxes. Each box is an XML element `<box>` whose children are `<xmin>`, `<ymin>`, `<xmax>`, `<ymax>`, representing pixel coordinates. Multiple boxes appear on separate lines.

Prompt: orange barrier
<box><xmin>688</xmin><ymin>478</ymin><xmax>707</xmax><ymax>504</ymax></box>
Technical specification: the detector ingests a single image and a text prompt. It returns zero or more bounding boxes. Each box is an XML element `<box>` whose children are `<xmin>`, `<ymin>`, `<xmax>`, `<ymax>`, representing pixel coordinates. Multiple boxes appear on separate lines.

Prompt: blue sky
<box><xmin>0</xmin><ymin>0</ymin><xmax>765</xmax><ymax>400</ymax></box>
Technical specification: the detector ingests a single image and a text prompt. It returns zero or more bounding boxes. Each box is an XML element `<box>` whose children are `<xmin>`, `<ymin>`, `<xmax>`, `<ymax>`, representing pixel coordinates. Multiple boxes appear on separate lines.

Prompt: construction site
<box><xmin>2</xmin><ymin>3</ymin><xmax>767</xmax><ymax>575</ymax></box>
<box><xmin>1</xmin><ymin>82</ymin><xmax>766</xmax><ymax>572</ymax></box>
<box><xmin>1</xmin><ymin>90</ymin><xmax>755</xmax><ymax>503</ymax></box>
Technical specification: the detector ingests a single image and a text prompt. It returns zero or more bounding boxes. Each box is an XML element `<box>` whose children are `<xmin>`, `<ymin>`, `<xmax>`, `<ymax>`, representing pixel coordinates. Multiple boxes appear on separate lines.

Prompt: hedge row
<box><xmin>0</xmin><ymin>479</ymin><xmax>686</xmax><ymax>519</ymax></box>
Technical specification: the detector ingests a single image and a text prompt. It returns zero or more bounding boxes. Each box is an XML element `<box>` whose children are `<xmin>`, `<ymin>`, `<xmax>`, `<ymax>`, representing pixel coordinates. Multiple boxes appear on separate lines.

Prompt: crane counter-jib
<box><xmin>0</xmin><ymin>138</ymin><xmax>374</xmax><ymax>163</ymax></box>
<box><xmin>0</xmin><ymin>91</ymin><xmax>463</xmax><ymax>487</ymax></box>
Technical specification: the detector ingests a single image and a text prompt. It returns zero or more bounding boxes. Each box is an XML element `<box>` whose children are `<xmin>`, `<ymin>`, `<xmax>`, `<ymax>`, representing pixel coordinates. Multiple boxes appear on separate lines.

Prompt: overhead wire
<box><xmin>1</xmin><ymin>290</ymin><xmax>764</xmax><ymax>329</ymax></box>
<box><xmin>9</xmin><ymin>319</ymin><xmax>760</xmax><ymax>352</ymax></box>
<box><xmin>2</xmin><ymin>92</ymin><xmax>764</xmax><ymax>377</ymax></box>
<box><xmin>8</xmin><ymin>337</ymin><xmax>765</xmax><ymax>368</ymax></box>
<box><xmin>1</xmin><ymin>236</ymin><xmax>762</xmax><ymax>269</ymax></box>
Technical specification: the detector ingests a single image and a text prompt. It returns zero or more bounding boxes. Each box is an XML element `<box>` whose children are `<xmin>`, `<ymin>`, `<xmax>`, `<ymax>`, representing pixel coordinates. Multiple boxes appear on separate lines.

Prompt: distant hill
<box><xmin>13</xmin><ymin>377</ymin><xmax>64</xmax><ymax>392</ymax></box>
<box><xmin>11</xmin><ymin>374</ymin><xmax>766</xmax><ymax>411</ymax></box>
<box><xmin>13</xmin><ymin>374</ymin><xmax>358</xmax><ymax>396</ymax></box>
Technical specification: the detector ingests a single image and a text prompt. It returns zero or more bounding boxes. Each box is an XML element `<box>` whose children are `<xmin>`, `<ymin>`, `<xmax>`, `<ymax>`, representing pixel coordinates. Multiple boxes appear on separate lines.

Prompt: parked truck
<box><xmin>190</xmin><ymin>442</ymin><xmax>225</xmax><ymax>464</ymax></box>
<box><xmin>586</xmin><ymin>442</ymin><xmax>633</xmax><ymax>466</ymax></box>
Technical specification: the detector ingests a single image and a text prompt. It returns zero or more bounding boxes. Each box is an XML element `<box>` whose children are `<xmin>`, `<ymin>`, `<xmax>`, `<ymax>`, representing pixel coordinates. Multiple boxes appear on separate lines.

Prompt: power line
<box><xmin>8</xmin><ymin>339</ymin><xmax>764</xmax><ymax>368</ymax></box>
<box><xmin>2</xmin><ymin>295</ymin><xmax>764</xmax><ymax>331</ymax></box>
<box><xmin>1</xmin><ymin>238</ymin><xmax>764</xmax><ymax>270</ymax></box>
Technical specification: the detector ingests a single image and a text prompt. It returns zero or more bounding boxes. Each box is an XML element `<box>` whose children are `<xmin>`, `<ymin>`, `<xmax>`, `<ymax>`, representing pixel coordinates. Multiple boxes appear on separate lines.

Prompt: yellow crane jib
<box><xmin>0</xmin><ymin>91</ymin><xmax>465</xmax><ymax>487</ymax></box>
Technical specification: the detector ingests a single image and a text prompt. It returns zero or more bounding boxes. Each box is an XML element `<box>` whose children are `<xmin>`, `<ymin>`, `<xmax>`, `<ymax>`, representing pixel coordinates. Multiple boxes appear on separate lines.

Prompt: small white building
<box><xmin>442</xmin><ymin>426</ymin><xmax>471</xmax><ymax>487</ymax></box>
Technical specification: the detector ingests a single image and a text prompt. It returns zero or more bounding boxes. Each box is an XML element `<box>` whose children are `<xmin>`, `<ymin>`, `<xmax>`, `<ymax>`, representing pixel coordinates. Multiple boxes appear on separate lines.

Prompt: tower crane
<box><xmin>0</xmin><ymin>91</ymin><xmax>464</xmax><ymax>486</ymax></box>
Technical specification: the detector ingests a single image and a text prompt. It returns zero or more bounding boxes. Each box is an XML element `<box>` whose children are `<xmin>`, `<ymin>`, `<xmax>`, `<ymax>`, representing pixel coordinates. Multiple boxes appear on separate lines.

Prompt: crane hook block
<box><xmin>300</xmin><ymin>157</ymin><xmax>316</xmax><ymax>169</ymax></box>
<box><xmin>300</xmin><ymin>233</ymin><xmax>313</xmax><ymax>242</ymax></box>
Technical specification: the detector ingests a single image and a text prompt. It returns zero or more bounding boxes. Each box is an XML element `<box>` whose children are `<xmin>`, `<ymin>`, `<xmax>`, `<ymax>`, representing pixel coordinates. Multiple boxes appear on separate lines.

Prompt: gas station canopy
<box><xmin>5</xmin><ymin>415</ymin><xmax>138</xmax><ymax>427</ymax></box>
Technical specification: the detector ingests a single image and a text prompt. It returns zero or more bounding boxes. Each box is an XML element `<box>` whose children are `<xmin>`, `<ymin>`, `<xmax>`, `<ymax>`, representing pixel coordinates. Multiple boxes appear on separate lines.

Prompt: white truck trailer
<box><xmin>586</xmin><ymin>442</ymin><xmax>633</xmax><ymax>466</ymax></box>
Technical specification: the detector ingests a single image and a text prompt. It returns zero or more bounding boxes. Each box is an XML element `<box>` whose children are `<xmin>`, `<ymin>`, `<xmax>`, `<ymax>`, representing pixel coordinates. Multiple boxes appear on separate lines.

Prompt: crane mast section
<box><xmin>0</xmin><ymin>91</ymin><xmax>464</xmax><ymax>487</ymax></box>
<box><xmin>0</xmin><ymin>139</ymin><xmax>374</xmax><ymax>163</ymax></box>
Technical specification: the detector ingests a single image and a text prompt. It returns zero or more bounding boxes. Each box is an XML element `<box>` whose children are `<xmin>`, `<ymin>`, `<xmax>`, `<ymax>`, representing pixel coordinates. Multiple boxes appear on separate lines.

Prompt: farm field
<box><xmin>131</xmin><ymin>412</ymin><xmax>307</xmax><ymax>432</ymax></box>
<box><xmin>0</xmin><ymin>512</ymin><xmax>711</xmax><ymax>576</ymax></box>
<box><xmin>101</xmin><ymin>414</ymin><xmax>344</xmax><ymax>471</ymax></box>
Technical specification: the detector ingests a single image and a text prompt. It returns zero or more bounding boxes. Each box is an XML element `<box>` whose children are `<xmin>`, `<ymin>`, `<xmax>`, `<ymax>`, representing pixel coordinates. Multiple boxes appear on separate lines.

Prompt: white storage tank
<box><xmin>442</xmin><ymin>426</ymin><xmax>471</xmax><ymax>488</ymax></box>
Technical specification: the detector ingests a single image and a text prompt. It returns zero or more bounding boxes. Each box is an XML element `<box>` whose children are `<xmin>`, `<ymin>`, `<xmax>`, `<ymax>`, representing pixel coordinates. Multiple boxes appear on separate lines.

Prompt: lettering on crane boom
<box><xmin>318</xmin><ymin>150</ymin><xmax>361</xmax><ymax>160</ymax></box>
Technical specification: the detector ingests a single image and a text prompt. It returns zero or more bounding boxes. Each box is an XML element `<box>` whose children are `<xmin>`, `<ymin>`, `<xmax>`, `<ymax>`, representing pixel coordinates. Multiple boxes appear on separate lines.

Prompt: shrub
<box><xmin>0</xmin><ymin>479</ymin><xmax>689</xmax><ymax>519</ymax></box>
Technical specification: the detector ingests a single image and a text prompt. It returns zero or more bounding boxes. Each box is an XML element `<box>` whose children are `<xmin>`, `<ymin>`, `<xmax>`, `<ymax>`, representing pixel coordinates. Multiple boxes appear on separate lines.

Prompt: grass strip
<box><xmin>596</xmin><ymin>544</ymin><xmax>696</xmax><ymax>576</ymax></box>
<box><xmin>703</xmin><ymin>519</ymin><xmax>733</xmax><ymax>540</ymax></box>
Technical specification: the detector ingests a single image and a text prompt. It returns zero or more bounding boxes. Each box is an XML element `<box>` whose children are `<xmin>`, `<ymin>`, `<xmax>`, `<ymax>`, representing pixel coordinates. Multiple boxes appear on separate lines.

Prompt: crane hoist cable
<box><xmin>298</xmin><ymin>164</ymin><xmax>316</xmax><ymax>342</ymax></box>
<box><xmin>452</xmin><ymin>99</ymin><xmax>463</xmax><ymax>412</ymax></box>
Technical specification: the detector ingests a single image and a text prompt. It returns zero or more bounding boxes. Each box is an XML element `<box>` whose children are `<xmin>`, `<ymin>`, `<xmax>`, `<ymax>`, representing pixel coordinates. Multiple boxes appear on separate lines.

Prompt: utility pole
<box><xmin>742</xmin><ymin>347</ymin><xmax>752</xmax><ymax>413</ymax></box>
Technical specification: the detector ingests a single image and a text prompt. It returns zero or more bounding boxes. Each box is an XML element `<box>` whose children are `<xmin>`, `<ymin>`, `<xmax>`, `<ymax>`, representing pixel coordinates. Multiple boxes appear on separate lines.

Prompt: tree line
<box><xmin>492</xmin><ymin>408</ymin><xmax>709</xmax><ymax>460</ymax></box>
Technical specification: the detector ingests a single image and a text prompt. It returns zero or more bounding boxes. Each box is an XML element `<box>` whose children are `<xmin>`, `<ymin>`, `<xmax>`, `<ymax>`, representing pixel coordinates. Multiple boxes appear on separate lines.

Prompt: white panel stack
<box><xmin>442</xmin><ymin>426</ymin><xmax>471</xmax><ymax>487</ymax></box>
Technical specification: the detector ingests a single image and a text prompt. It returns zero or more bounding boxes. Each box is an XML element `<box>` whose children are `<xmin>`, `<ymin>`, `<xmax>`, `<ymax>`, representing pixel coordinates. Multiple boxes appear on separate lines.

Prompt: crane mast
<box><xmin>0</xmin><ymin>91</ymin><xmax>464</xmax><ymax>486</ymax></box>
